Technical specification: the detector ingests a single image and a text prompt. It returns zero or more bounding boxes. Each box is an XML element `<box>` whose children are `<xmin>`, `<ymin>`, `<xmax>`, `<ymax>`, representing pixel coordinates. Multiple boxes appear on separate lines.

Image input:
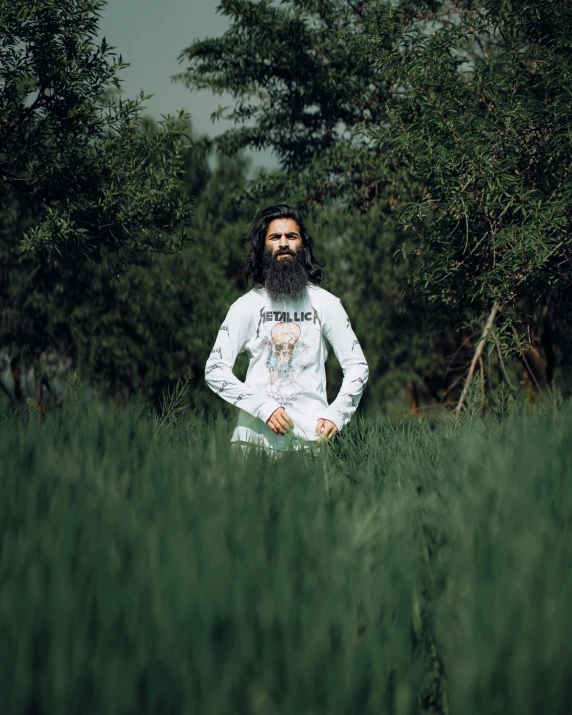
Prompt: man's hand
<box><xmin>267</xmin><ymin>407</ymin><xmax>294</xmax><ymax>435</ymax></box>
<box><xmin>316</xmin><ymin>418</ymin><xmax>339</xmax><ymax>441</ymax></box>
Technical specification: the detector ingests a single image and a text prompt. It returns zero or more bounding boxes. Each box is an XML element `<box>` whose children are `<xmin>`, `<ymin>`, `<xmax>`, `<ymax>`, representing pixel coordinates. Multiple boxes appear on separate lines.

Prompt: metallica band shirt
<box><xmin>205</xmin><ymin>284</ymin><xmax>369</xmax><ymax>451</ymax></box>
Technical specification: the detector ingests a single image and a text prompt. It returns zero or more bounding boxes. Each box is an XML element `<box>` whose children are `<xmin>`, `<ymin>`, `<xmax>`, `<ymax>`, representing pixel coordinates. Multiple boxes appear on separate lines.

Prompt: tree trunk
<box><xmin>454</xmin><ymin>303</ymin><xmax>499</xmax><ymax>414</ymax></box>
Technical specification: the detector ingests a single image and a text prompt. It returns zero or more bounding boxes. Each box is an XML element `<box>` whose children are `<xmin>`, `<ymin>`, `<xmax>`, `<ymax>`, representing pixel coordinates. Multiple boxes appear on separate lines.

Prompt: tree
<box><xmin>177</xmin><ymin>0</ymin><xmax>487</xmax><ymax>412</ymax></box>
<box><xmin>1</xmin><ymin>0</ymin><xmax>191</xmax><ymax>262</ymax></box>
<box><xmin>367</xmin><ymin>0</ymin><xmax>572</xmax><ymax>392</ymax></box>
<box><xmin>177</xmin><ymin>0</ymin><xmax>572</xmax><ymax>408</ymax></box>
<box><xmin>0</xmin><ymin>0</ymin><xmax>194</xmax><ymax>406</ymax></box>
<box><xmin>70</xmin><ymin>146</ymin><xmax>259</xmax><ymax>410</ymax></box>
<box><xmin>176</xmin><ymin>0</ymin><xmax>445</xmax><ymax>210</ymax></box>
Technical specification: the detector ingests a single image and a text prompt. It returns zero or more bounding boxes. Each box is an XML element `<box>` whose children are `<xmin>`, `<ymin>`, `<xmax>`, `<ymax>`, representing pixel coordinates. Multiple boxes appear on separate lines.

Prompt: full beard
<box><xmin>263</xmin><ymin>248</ymin><xmax>309</xmax><ymax>302</ymax></box>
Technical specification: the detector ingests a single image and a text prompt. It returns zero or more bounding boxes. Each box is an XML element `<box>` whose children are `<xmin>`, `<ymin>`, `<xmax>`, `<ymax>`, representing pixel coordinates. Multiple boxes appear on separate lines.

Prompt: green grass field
<box><xmin>1</xmin><ymin>391</ymin><xmax>571</xmax><ymax>715</ymax></box>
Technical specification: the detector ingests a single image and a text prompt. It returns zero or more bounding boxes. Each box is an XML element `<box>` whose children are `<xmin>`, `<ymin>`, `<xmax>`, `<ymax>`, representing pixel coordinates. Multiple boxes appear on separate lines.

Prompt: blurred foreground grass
<box><xmin>1</xmin><ymin>393</ymin><xmax>571</xmax><ymax>715</ymax></box>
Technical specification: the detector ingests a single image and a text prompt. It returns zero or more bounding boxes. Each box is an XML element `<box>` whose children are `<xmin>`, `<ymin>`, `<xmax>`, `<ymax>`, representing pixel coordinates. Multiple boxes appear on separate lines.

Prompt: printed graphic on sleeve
<box><xmin>342</xmin><ymin>392</ymin><xmax>360</xmax><ymax>408</ymax></box>
<box><xmin>265</xmin><ymin>322</ymin><xmax>309</xmax><ymax>407</ymax></box>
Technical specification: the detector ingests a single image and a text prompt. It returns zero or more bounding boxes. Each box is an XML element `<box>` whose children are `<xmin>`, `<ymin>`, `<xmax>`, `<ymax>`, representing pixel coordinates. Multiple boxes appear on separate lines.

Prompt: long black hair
<box><xmin>243</xmin><ymin>204</ymin><xmax>324</xmax><ymax>287</ymax></box>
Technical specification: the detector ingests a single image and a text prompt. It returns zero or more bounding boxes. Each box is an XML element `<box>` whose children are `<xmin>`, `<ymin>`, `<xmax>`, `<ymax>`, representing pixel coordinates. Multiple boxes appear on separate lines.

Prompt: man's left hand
<box><xmin>316</xmin><ymin>418</ymin><xmax>339</xmax><ymax>441</ymax></box>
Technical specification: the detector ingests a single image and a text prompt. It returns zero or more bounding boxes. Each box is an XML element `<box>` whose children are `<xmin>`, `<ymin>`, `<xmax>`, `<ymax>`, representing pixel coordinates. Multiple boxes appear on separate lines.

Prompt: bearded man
<box><xmin>205</xmin><ymin>204</ymin><xmax>368</xmax><ymax>451</ymax></box>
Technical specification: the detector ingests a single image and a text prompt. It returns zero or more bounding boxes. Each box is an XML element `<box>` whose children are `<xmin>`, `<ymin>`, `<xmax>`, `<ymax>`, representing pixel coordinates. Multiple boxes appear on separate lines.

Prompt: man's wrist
<box><xmin>318</xmin><ymin>411</ymin><xmax>342</xmax><ymax>432</ymax></box>
<box><xmin>259</xmin><ymin>401</ymin><xmax>283</xmax><ymax>424</ymax></box>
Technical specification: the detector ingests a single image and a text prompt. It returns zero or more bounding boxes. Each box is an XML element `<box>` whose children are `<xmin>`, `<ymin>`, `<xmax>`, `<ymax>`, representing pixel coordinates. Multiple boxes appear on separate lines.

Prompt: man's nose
<box><xmin>278</xmin><ymin>234</ymin><xmax>289</xmax><ymax>249</ymax></box>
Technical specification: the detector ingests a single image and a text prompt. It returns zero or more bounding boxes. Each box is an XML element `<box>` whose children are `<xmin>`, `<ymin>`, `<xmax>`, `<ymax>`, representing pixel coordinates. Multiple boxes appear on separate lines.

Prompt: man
<box><xmin>205</xmin><ymin>204</ymin><xmax>368</xmax><ymax>451</ymax></box>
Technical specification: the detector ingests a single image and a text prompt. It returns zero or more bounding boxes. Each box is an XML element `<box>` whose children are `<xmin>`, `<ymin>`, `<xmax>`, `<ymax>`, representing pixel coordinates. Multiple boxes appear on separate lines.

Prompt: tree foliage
<box><xmin>371</xmin><ymin>0</ymin><xmax>572</xmax><ymax>329</ymax></box>
<box><xmin>71</xmin><ymin>147</ymin><xmax>258</xmax><ymax>408</ymax></box>
<box><xmin>177</xmin><ymin>0</ymin><xmax>483</xmax><ymax>409</ymax></box>
<box><xmin>4</xmin><ymin>0</ymin><xmax>572</xmax><ymax>412</ymax></box>
<box><xmin>0</xmin><ymin>0</ymin><xmax>198</xmax><ymax>406</ymax></box>
<box><xmin>0</xmin><ymin>0</ymin><xmax>191</xmax><ymax>263</ymax></box>
<box><xmin>177</xmin><ymin>0</ymin><xmax>441</xmax><ymax>209</ymax></box>
<box><xmin>178</xmin><ymin>0</ymin><xmax>572</xmax><ymax>405</ymax></box>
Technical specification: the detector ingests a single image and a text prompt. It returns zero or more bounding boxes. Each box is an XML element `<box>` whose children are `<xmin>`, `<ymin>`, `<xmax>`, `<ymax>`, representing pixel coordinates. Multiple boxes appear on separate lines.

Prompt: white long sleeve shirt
<box><xmin>205</xmin><ymin>285</ymin><xmax>368</xmax><ymax>451</ymax></box>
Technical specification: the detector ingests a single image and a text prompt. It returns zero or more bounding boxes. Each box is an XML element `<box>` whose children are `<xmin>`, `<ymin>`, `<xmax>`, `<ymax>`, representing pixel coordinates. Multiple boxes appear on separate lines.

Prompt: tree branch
<box><xmin>454</xmin><ymin>301</ymin><xmax>499</xmax><ymax>414</ymax></box>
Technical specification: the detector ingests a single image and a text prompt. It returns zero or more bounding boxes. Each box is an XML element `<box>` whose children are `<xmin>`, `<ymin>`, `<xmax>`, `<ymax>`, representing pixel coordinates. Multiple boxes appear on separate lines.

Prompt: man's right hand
<box><xmin>266</xmin><ymin>407</ymin><xmax>294</xmax><ymax>435</ymax></box>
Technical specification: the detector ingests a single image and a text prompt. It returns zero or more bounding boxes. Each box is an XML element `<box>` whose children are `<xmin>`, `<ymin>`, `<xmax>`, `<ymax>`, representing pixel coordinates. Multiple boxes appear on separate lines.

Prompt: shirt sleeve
<box><xmin>204</xmin><ymin>302</ymin><xmax>282</xmax><ymax>424</ymax></box>
<box><xmin>319</xmin><ymin>298</ymin><xmax>369</xmax><ymax>431</ymax></box>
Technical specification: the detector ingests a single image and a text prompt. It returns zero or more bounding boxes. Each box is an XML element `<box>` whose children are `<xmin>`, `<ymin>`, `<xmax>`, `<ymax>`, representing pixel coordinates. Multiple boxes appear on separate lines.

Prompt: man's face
<box><xmin>265</xmin><ymin>218</ymin><xmax>303</xmax><ymax>260</ymax></box>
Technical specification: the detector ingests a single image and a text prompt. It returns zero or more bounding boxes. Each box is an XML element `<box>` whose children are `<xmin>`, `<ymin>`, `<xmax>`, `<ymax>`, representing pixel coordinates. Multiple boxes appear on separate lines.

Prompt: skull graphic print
<box><xmin>265</xmin><ymin>322</ymin><xmax>309</xmax><ymax>407</ymax></box>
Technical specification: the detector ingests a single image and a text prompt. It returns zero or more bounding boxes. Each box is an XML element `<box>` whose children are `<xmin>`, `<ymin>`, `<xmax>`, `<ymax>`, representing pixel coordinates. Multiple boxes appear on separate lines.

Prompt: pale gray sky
<box><xmin>99</xmin><ymin>0</ymin><xmax>275</xmax><ymax>168</ymax></box>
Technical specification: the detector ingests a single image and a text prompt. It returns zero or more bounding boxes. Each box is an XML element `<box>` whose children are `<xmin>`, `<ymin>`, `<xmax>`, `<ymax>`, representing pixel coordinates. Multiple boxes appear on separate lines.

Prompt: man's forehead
<box><xmin>266</xmin><ymin>218</ymin><xmax>300</xmax><ymax>236</ymax></box>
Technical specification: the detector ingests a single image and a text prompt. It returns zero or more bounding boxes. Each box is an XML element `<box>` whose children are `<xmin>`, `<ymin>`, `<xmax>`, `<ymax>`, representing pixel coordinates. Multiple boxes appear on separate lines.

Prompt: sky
<box><xmin>98</xmin><ymin>0</ymin><xmax>275</xmax><ymax>169</ymax></box>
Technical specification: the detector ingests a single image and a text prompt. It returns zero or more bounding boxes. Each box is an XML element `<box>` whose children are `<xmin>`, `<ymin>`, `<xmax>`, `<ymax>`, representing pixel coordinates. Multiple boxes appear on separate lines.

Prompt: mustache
<box><xmin>275</xmin><ymin>249</ymin><xmax>296</xmax><ymax>257</ymax></box>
